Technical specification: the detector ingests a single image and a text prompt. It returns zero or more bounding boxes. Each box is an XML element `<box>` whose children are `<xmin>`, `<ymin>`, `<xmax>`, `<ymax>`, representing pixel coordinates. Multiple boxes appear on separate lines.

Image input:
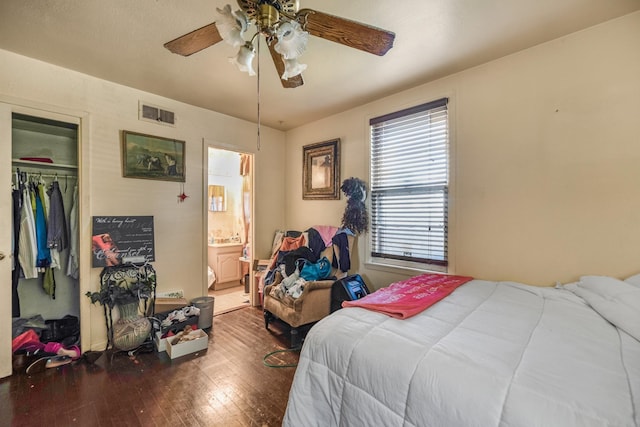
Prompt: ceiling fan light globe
<box><xmin>216</xmin><ymin>4</ymin><xmax>249</xmax><ymax>47</ymax></box>
<box><xmin>281</xmin><ymin>57</ymin><xmax>306</xmax><ymax>80</ymax></box>
<box><xmin>274</xmin><ymin>20</ymin><xmax>308</xmax><ymax>59</ymax></box>
<box><xmin>230</xmin><ymin>43</ymin><xmax>256</xmax><ymax>76</ymax></box>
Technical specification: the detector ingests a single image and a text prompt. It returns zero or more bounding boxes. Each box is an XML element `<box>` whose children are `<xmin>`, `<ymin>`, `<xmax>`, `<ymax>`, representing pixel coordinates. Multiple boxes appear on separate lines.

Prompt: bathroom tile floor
<box><xmin>209</xmin><ymin>284</ymin><xmax>250</xmax><ymax>316</ymax></box>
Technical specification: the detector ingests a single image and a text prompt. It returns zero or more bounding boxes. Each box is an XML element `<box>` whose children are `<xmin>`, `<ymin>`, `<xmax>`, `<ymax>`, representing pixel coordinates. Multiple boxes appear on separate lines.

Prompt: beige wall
<box><xmin>284</xmin><ymin>11</ymin><xmax>640</xmax><ymax>289</ymax></box>
<box><xmin>0</xmin><ymin>49</ymin><xmax>286</xmax><ymax>362</ymax></box>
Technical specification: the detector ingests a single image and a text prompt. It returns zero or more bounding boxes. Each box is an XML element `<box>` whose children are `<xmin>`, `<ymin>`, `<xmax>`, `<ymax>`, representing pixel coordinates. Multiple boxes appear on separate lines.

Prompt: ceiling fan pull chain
<box><xmin>256</xmin><ymin>34</ymin><xmax>261</xmax><ymax>151</ymax></box>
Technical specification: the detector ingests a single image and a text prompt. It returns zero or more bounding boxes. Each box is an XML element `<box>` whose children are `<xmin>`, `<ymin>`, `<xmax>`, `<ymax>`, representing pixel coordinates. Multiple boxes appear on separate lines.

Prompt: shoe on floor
<box><xmin>25</xmin><ymin>355</ymin><xmax>72</xmax><ymax>375</ymax></box>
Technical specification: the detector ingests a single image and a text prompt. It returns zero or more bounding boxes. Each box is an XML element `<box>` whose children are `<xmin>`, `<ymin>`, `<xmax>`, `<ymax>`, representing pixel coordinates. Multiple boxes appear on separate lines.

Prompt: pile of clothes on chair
<box><xmin>261</xmin><ymin>226</ymin><xmax>356</xmax><ymax>346</ymax></box>
<box><xmin>264</xmin><ymin>226</ymin><xmax>352</xmax><ymax>301</ymax></box>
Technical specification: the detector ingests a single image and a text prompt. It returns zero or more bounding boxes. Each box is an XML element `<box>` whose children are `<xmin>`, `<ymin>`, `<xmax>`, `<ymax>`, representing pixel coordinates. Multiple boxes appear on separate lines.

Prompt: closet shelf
<box><xmin>12</xmin><ymin>159</ymin><xmax>78</xmax><ymax>170</ymax></box>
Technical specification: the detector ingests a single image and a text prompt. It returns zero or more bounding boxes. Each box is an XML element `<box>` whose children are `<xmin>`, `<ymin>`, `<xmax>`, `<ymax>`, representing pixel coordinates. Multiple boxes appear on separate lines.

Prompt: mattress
<box><xmin>283</xmin><ymin>278</ymin><xmax>640</xmax><ymax>427</ymax></box>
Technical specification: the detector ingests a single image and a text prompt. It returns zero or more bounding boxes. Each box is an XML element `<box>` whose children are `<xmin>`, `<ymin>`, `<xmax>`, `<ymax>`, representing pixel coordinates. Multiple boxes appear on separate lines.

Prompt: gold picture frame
<box><xmin>121</xmin><ymin>130</ymin><xmax>185</xmax><ymax>182</ymax></box>
<box><xmin>302</xmin><ymin>138</ymin><xmax>340</xmax><ymax>200</ymax></box>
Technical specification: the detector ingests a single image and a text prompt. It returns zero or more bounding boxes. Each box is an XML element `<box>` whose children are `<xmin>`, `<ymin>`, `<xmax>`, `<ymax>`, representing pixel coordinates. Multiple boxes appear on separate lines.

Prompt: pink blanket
<box><xmin>342</xmin><ymin>273</ymin><xmax>473</xmax><ymax>319</ymax></box>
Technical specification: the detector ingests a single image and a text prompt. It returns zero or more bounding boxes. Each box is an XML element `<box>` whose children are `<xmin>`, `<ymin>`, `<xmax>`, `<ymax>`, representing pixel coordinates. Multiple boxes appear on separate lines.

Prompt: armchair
<box><xmin>262</xmin><ymin>232</ymin><xmax>354</xmax><ymax>347</ymax></box>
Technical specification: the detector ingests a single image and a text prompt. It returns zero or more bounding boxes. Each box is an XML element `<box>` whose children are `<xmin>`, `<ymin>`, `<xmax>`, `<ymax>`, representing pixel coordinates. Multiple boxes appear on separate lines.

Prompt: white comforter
<box><xmin>284</xmin><ymin>279</ymin><xmax>640</xmax><ymax>427</ymax></box>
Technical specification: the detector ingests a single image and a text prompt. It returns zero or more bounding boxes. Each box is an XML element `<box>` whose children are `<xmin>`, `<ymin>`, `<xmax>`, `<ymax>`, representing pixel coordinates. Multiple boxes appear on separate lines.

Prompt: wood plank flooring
<box><xmin>1</xmin><ymin>307</ymin><xmax>299</xmax><ymax>427</ymax></box>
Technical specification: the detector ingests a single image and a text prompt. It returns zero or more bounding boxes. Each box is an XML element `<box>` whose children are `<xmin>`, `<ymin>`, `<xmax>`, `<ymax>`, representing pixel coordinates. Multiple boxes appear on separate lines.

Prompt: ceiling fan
<box><xmin>164</xmin><ymin>0</ymin><xmax>396</xmax><ymax>88</ymax></box>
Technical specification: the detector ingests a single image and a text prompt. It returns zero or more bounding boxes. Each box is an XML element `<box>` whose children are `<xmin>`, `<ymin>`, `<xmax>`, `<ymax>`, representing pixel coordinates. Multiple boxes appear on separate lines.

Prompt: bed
<box><xmin>283</xmin><ymin>275</ymin><xmax>640</xmax><ymax>427</ymax></box>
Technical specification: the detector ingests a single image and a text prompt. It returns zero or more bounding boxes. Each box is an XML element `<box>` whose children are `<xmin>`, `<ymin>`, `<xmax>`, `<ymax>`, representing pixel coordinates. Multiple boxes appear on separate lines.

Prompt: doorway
<box><xmin>1</xmin><ymin>103</ymin><xmax>89</xmax><ymax>378</ymax></box>
<box><xmin>205</xmin><ymin>147</ymin><xmax>253</xmax><ymax>315</ymax></box>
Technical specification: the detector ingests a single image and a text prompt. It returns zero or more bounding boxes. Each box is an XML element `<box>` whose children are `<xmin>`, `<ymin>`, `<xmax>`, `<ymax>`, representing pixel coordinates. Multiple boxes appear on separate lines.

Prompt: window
<box><xmin>369</xmin><ymin>98</ymin><xmax>449</xmax><ymax>271</ymax></box>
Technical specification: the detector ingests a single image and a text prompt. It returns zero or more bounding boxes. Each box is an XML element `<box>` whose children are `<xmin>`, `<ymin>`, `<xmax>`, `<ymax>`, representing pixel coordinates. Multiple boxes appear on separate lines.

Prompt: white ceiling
<box><xmin>0</xmin><ymin>1</ymin><xmax>638</xmax><ymax>131</ymax></box>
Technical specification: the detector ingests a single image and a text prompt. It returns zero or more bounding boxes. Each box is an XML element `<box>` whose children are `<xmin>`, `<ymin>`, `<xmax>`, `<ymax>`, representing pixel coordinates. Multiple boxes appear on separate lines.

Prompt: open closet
<box><xmin>10</xmin><ymin>112</ymin><xmax>81</xmax><ymax>348</ymax></box>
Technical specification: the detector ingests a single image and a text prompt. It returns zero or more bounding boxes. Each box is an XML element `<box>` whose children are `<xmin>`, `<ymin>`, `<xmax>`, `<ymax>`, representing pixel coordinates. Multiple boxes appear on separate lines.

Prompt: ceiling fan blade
<box><xmin>267</xmin><ymin>42</ymin><xmax>304</xmax><ymax>89</ymax></box>
<box><xmin>298</xmin><ymin>9</ymin><xmax>395</xmax><ymax>56</ymax></box>
<box><xmin>164</xmin><ymin>23</ymin><xmax>223</xmax><ymax>56</ymax></box>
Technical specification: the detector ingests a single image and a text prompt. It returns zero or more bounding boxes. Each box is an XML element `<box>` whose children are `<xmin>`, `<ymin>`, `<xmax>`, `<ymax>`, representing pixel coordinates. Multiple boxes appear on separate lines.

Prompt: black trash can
<box><xmin>244</xmin><ymin>274</ymin><xmax>250</xmax><ymax>294</ymax></box>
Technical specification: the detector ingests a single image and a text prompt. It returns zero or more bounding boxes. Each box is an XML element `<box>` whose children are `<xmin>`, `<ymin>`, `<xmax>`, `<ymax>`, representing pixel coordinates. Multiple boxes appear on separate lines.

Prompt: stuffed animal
<box><xmin>340</xmin><ymin>177</ymin><xmax>369</xmax><ymax>235</ymax></box>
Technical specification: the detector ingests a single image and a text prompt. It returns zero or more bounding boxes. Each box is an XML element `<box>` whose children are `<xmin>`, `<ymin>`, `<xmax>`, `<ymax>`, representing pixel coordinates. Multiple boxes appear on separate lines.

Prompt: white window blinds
<box><xmin>369</xmin><ymin>98</ymin><xmax>449</xmax><ymax>268</ymax></box>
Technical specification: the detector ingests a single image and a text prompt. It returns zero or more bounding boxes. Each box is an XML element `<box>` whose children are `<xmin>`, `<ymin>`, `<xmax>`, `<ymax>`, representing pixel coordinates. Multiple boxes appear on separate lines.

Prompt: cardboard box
<box><xmin>153</xmin><ymin>297</ymin><xmax>188</xmax><ymax>313</ymax></box>
<box><xmin>166</xmin><ymin>329</ymin><xmax>208</xmax><ymax>359</ymax></box>
<box><xmin>155</xmin><ymin>331</ymin><xmax>168</xmax><ymax>352</ymax></box>
<box><xmin>155</xmin><ymin>325</ymin><xmax>199</xmax><ymax>352</ymax></box>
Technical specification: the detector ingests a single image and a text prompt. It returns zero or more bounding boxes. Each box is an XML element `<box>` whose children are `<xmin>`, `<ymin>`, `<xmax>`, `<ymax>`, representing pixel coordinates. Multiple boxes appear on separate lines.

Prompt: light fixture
<box><xmin>281</xmin><ymin>57</ymin><xmax>306</xmax><ymax>80</ymax></box>
<box><xmin>165</xmin><ymin>1</ymin><xmax>396</xmax><ymax>88</ymax></box>
<box><xmin>216</xmin><ymin>1</ymin><xmax>310</xmax><ymax>151</ymax></box>
<box><xmin>230</xmin><ymin>41</ymin><xmax>257</xmax><ymax>76</ymax></box>
<box><xmin>215</xmin><ymin>5</ymin><xmax>249</xmax><ymax>48</ymax></box>
<box><xmin>216</xmin><ymin>1</ymin><xmax>308</xmax><ymax>81</ymax></box>
<box><xmin>164</xmin><ymin>1</ymin><xmax>396</xmax><ymax>151</ymax></box>
<box><xmin>274</xmin><ymin>20</ymin><xmax>308</xmax><ymax>61</ymax></box>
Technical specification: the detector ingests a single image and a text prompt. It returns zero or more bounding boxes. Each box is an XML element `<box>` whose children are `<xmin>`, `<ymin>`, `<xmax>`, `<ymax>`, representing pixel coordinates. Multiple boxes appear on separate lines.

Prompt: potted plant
<box><xmin>85</xmin><ymin>265</ymin><xmax>156</xmax><ymax>351</ymax></box>
<box><xmin>85</xmin><ymin>273</ymin><xmax>155</xmax><ymax>308</ymax></box>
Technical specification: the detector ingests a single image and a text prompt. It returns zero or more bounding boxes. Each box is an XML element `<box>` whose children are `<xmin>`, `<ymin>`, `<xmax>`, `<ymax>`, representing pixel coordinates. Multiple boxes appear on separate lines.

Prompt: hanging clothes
<box><xmin>43</xmin><ymin>267</ymin><xmax>56</xmax><ymax>299</ymax></box>
<box><xmin>66</xmin><ymin>185</ymin><xmax>79</xmax><ymax>279</ymax></box>
<box><xmin>18</xmin><ymin>186</ymin><xmax>38</xmax><ymax>279</ymax></box>
<box><xmin>37</xmin><ymin>181</ymin><xmax>48</xmax><ymax>218</ymax></box>
<box><xmin>12</xmin><ymin>171</ymin><xmax>75</xmax><ymax>302</ymax></box>
<box><xmin>39</xmin><ymin>180</ymin><xmax>61</xmax><ymax>270</ymax></box>
<box><xmin>44</xmin><ymin>180</ymin><xmax>68</xmax><ymax>299</ymax></box>
<box><xmin>34</xmin><ymin>186</ymin><xmax>51</xmax><ymax>269</ymax></box>
<box><xmin>47</xmin><ymin>181</ymin><xmax>68</xmax><ymax>251</ymax></box>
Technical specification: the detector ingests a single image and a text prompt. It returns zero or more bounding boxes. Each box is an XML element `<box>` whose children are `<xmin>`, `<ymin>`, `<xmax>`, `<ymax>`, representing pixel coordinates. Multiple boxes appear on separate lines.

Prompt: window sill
<box><xmin>364</xmin><ymin>260</ymin><xmax>447</xmax><ymax>276</ymax></box>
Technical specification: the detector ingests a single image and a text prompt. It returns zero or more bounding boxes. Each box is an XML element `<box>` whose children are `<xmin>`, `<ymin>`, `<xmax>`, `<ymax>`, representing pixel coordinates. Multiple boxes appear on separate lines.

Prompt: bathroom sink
<box><xmin>209</xmin><ymin>237</ymin><xmax>242</xmax><ymax>247</ymax></box>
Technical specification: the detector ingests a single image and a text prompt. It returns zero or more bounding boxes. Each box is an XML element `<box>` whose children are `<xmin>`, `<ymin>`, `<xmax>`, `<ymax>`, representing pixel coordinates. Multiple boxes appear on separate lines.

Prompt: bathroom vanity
<box><xmin>208</xmin><ymin>243</ymin><xmax>243</xmax><ymax>290</ymax></box>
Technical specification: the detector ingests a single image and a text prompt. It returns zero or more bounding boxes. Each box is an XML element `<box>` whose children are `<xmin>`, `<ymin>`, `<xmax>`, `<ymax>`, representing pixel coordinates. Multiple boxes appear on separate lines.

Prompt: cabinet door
<box><xmin>217</xmin><ymin>253</ymin><xmax>241</xmax><ymax>283</ymax></box>
<box><xmin>0</xmin><ymin>104</ymin><xmax>12</xmax><ymax>378</ymax></box>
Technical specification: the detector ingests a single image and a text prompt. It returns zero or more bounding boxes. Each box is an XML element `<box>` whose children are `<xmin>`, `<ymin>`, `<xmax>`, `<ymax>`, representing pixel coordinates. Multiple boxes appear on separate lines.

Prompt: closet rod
<box><xmin>12</xmin><ymin>171</ymin><xmax>78</xmax><ymax>180</ymax></box>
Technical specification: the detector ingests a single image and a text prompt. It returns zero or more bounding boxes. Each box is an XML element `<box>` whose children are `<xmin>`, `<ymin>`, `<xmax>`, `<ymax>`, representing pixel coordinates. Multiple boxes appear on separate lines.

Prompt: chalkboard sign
<box><xmin>91</xmin><ymin>216</ymin><xmax>155</xmax><ymax>267</ymax></box>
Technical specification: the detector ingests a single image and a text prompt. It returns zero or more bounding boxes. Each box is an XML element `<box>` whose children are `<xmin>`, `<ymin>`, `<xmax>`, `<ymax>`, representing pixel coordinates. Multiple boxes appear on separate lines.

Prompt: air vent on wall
<box><xmin>139</xmin><ymin>101</ymin><xmax>176</xmax><ymax>126</ymax></box>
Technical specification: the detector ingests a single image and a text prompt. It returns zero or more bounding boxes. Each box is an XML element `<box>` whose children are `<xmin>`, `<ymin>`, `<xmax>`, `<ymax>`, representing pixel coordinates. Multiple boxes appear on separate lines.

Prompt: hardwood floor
<box><xmin>1</xmin><ymin>307</ymin><xmax>299</xmax><ymax>427</ymax></box>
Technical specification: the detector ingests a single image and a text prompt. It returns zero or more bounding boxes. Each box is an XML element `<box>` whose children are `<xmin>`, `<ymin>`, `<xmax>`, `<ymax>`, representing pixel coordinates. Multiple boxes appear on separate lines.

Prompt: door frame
<box><xmin>201</xmin><ymin>139</ymin><xmax>256</xmax><ymax>306</ymax></box>
<box><xmin>0</xmin><ymin>98</ymin><xmax>91</xmax><ymax>378</ymax></box>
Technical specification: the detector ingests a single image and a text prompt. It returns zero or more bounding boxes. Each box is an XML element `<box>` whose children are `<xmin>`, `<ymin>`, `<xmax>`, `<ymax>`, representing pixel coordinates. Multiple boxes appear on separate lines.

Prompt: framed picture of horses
<box><xmin>121</xmin><ymin>130</ymin><xmax>185</xmax><ymax>182</ymax></box>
